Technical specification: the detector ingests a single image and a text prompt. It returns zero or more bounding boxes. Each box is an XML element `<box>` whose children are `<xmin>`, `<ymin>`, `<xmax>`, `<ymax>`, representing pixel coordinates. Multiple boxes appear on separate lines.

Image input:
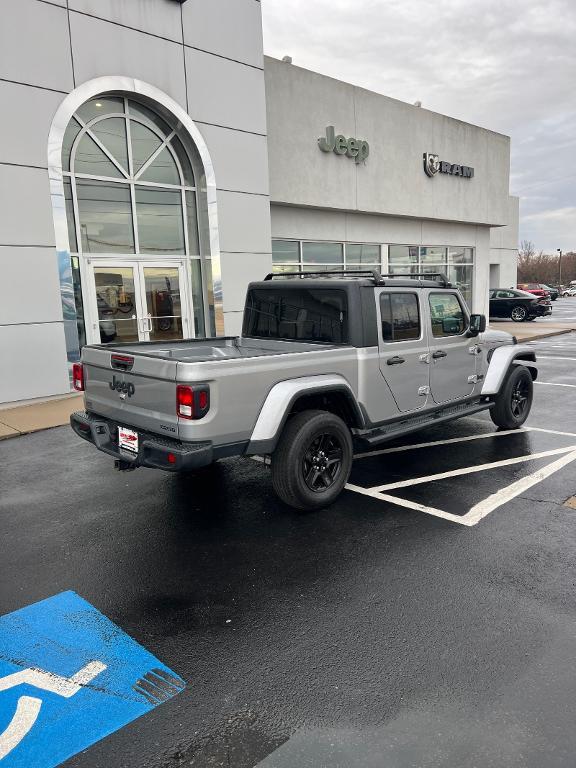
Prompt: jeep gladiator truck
<box><xmin>71</xmin><ymin>271</ymin><xmax>537</xmax><ymax>510</ymax></box>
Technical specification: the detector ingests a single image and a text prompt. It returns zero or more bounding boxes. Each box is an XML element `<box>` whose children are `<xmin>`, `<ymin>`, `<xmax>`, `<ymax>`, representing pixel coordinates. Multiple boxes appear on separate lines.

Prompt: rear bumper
<box><xmin>70</xmin><ymin>411</ymin><xmax>213</xmax><ymax>471</ymax></box>
<box><xmin>532</xmin><ymin>305</ymin><xmax>552</xmax><ymax>317</ymax></box>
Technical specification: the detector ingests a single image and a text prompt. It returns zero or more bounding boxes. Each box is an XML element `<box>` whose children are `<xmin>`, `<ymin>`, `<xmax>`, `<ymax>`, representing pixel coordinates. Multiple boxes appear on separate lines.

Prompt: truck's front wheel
<box><xmin>271</xmin><ymin>410</ymin><xmax>353</xmax><ymax>511</ymax></box>
<box><xmin>490</xmin><ymin>365</ymin><xmax>533</xmax><ymax>429</ymax></box>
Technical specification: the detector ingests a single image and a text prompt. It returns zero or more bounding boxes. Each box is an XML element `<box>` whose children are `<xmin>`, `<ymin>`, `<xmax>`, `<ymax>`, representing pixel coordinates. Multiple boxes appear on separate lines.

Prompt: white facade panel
<box><xmin>0</xmin><ymin>247</ymin><xmax>62</xmax><ymax>325</ymax></box>
<box><xmin>68</xmin><ymin>0</ymin><xmax>183</xmax><ymax>43</ymax></box>
<box><xmin>217</xmin><ymin>190</ymin><xmax>271</xmax><ymax>254</ymax></box>
<box><xmin>197</xmin><ymin>123</ymin><xmax>269</xmax><ymax>195</ymax></box>
<box><xmin>0</xmin><ymin>81</ymin><xmax>62</xmax><ymax>169</ymax></box>
<box><xmin>186</xmin><ymin>48</ymin><xmax>266</xmax><ymax>134</ymax></box>
<box><xmin>220</xmin><ymin>252</ymin><xmax>272</xmax><ymax>312</ymax></box>
<box><xmin>69</xmin><ymin>13</ymin><xmax>187</xmax><ymax>109</ymax></box>
<box><xmin>182</xmin><ymin>0</ymin><xmax>264</xmax><ymax>69</ymax></box>
<box><xmin>0</xmin><ymin>165</ymin><xmax>54</xmax><ymax>247</ymax></box>
<box><xmin>0</xmin><ymin>0</ymin><xmax>73</xmax><ymax>92</ymax></box>
<box><xmin>265</xmin><ymin>57</ymin><xmax>512</xmax><ymax>227</ymax></box>
<box><xmin>0</xmin><ymin>323</ymin><xmax>69</xmax><ymax>402</ymax></box>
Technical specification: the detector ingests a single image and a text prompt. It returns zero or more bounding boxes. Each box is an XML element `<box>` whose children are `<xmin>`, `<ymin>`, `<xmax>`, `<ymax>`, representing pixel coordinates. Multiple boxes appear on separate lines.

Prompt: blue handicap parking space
<box><xmin>0</xmin><ymin>591</ymin><xmax>185</xmax><ymax>767</ymax></box>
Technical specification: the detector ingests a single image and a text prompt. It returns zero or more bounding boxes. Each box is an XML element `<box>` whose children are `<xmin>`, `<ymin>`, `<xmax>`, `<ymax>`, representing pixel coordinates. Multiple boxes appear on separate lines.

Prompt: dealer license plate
<box><xmin>118</xmin><ymin>426</ymin><xmax>139</xmax><ymax>453</ymax></box>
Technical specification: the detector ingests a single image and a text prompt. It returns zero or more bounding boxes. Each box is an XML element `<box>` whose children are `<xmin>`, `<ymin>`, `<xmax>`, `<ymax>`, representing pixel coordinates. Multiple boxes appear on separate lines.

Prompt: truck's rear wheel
<box><xmin>271</xmin><ymin>410</ymin><xmax>353</xmax><ymax>511</ymax></box>
<box><xmin>490</xmin><ymin>365</ymin><xmax>533</xmax><ymax>429</ymax></box>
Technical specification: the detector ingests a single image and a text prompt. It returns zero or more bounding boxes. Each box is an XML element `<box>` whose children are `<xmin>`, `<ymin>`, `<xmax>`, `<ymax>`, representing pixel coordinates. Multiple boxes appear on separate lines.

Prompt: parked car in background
<box><xmin>517</xmin><ymin>283</ymin><xmax>550</xmax><ymax>299</ymax></box>
<box><xmin>490</xmin><ymin>289</ymin><xmax>552</xmax><ymax>321</ymax></box>
<box><xmin>562</xmin><ymin>287</ymin><xmax>576</xmax><ymax>297</ymax></box>
<box><xmin>539</xmin><ymin>284</ymin><xmax>559</xmax><ymax>301</ymax></box>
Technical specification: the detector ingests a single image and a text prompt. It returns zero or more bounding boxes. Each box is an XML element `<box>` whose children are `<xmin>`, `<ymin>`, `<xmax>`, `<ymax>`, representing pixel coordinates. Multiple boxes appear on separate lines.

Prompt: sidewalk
<box><xmin>0</xmin><ymin>394</ymin><xmax>83</xmax><ymax>440</ymax></box>
<box><xmin>489</xmin><ymin>322</ymin><xmax>576</xmax><ymax>342</ymax></box>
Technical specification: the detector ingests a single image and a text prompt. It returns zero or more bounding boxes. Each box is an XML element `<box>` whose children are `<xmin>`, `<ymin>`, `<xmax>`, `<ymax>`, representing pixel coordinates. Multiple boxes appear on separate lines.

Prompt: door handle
<box><xmin>432</xmin><ymin>350</ymin><xmax>447</xmax><ymax>359</ymax></box>
<box><xmin>386</xmin><ymin>356</ymin><xmax>405</xmax><ymax>365</ymax></box>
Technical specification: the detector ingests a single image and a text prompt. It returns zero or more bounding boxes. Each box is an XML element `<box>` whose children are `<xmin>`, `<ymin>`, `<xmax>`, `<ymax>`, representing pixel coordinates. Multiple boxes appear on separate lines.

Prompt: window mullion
<box><xmin>134</xmin><ymin>130</ymin><xmax>176</xmax><ymax>181</ymax></box>
<box><xmin>125</xmin><ymin>113</ymin><xmax>135</xmax><ymax>178</ymax></box>
<box><xmin>181</xmin><ymin>188</ymin><xmax>190</xmax><ymax>256</ymax></box>
<box><xmin>84</xmin><ymin>125</ymin><xmax>129</xmax><ymax>179</ymax></box>
<box><xmin>130</xmin><ymin>182</ymin><xmax>139</xmax><ymax>255</ymax></box>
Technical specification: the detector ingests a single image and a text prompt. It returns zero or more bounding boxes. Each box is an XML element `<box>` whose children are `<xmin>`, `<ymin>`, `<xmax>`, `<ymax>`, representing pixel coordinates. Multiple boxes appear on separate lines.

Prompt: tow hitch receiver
<box><xmin>114</xmin><ymin>459</ymin><xmax>136</xmax><ymax>472</ymax></box>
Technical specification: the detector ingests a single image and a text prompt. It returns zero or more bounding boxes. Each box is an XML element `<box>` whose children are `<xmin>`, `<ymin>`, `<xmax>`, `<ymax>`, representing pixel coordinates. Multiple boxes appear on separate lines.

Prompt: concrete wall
<box><xmin>489</xmin><ymin>196</ymin><xmax>519</xmax><ymax>289</ymax></box>
<box><xmin>265</xmin><ymin>57</ymin><xmax>511</xmax><ymax>228</ymax></box>
<box><xmin>0</xmin><ymin>0</ymin><xmax>270</xmax><ymax>403</ymax></box>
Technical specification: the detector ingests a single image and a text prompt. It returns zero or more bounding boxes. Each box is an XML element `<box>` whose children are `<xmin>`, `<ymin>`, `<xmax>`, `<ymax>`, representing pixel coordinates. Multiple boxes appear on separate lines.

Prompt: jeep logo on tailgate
<box><xmin>109</xmin><ymin>375</ymin><xmax>135</xmax><ymax>398</ymax></box>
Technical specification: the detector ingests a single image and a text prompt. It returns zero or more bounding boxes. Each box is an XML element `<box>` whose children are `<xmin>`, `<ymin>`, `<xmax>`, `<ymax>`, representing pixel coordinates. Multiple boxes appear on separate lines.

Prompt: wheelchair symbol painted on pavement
<box><xmin>0</xmin><ymin>661</ymin><xmax>106</xmax><ymax>760</ymax></box>
<box><xmin>0</xmin><ymin>591</ymin><xmax>185</xmax><ymax>768</ymax></box>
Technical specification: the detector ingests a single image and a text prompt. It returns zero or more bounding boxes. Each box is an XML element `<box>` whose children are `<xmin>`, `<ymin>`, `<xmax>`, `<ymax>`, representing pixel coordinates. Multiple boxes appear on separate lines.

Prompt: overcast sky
<box><xmin>262</xmin><ymin>0</ymin><xmax>576</xmax><ymax>253</ymax></box>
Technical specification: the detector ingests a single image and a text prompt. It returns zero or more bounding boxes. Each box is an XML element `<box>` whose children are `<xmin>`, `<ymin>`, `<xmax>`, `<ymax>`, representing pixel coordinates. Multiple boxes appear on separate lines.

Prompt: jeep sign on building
<box><xmin>0</xmin><ymin>0</ymin><xmax>518</xmax><ymax>405</ymax></box>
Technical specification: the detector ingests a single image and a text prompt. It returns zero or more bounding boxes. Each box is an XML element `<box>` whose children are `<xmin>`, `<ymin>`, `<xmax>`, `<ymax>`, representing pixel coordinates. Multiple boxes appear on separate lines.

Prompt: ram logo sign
<box><xmin>424</xmin><ymin>152</ymin><xmax>474</xmax><ymax>178</ymax></box>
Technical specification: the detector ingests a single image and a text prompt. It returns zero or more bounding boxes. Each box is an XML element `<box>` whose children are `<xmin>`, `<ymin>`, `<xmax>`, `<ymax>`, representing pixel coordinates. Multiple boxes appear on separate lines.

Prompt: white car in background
<box><xmin>562</xmin><ymin>287</ymin><xmax>576</xmax><ymax>297</ymax></box>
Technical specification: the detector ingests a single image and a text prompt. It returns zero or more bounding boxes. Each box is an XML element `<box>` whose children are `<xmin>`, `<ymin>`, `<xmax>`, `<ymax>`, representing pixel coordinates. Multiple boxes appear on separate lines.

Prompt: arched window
<box><xmin>60</xmin><ymin>94</ymin><xmax>209</xmax><ymax>345</ymax></box>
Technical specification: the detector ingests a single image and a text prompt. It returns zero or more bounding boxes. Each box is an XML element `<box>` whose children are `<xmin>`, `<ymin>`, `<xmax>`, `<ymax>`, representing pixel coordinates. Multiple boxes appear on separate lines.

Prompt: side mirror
<box><xmin>468</xmin><ymin>314</ymin><xmax>486</xmax><ymax>336</ymax></box>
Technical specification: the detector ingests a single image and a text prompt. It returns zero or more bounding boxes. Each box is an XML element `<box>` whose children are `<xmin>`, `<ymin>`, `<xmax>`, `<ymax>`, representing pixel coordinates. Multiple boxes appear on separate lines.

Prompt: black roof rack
<box><xmin>263</xmin><ymin>270</ymin><xmax>452</xmax><ymax>288</ymax></box>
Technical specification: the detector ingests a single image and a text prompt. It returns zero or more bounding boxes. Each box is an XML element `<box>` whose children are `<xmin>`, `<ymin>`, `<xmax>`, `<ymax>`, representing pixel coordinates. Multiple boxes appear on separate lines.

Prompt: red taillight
<box><xmin>73</xmin><ymin>363</ymin><xmax>84</xmax><ymax>391</ymax></box>
<box><xmin>176</xmin><ymin>385</ymin><xmax>210</xmax><ymax>420</ymax></box>
<box><xmin>177</xmin><ymin>385</ymin><xmax>194</xmax><ymax>419</ymax></box>
<box><xmin>167</xmin><ymin>452</ymin><xmax>177</xmax><ymax>464</ymax></box>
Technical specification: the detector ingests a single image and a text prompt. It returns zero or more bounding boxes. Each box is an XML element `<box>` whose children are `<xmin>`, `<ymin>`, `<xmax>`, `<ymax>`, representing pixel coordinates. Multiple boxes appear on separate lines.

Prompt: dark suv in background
<box><xmin>489</xmin><ymin>288</ymin><xmax>552</xmax><ymax>321</ymax></box>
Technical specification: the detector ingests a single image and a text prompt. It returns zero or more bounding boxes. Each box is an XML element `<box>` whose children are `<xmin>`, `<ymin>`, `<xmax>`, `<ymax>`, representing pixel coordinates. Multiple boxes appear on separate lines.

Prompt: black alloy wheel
<box><xmin>302</xmin><ymin>432</ymin><xmax>344</xmax><ymax>492</ymax></box>
<box><xmin>490</xmin><ymin>365</ymin><xmax>533</xmax><ymax>429</ymax></box>
<box><xmin>510</xmin><ymin>375</ymin><xmax>531</xmax><ymax>420</ymax></box>
<box><xmin>271</xmin><ymin>409</ymin><xmax>353</xmax><ymax>510</ymax></box>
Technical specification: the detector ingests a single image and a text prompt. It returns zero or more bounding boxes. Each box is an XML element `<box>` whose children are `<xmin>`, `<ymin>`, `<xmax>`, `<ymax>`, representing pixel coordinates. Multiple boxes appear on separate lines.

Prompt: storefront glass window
<box><xmin>135</xmin><ymin>186</ymin><xmax>185</xmax><ymax>255</ymax></box>
<box><xmin>76</xmin><ymin>179</ymin><xmax>134</xmax><ymax>254</ymax></box>
<box><xmin>389</xmin><ymin>245</ymin><xmax>419</xmax><ymax>264</ymax></box>
<box><xmin>420</xmin><ymin>246</ymin><xmax>447</xmax><ymax>263</ymax></box>
<box><xmin>272</xmin><ymin>240</ymin><xmax>300</xmax><ymax>264</ymax></box>
<box><xmin>302</xmin><ymin>242</ymin><xmax>343</xmax><ymax>264</ymax></box>
<box><xmin>60</xmin><ymin>94</ymin><xmax>208</xmax><ymax>339</ymax></box>
<box><xmin>346</xmin><ymin>244</ymin><xmax>380</xmax><ymax>264</ymax></box>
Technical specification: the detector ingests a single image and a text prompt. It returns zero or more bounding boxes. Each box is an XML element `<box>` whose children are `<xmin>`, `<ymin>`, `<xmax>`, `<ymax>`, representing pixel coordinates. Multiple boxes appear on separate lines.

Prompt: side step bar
<box><xmin>355</xmin><ymin>401</ymin><xmax>494</xmax><ymax>448</ymax></box>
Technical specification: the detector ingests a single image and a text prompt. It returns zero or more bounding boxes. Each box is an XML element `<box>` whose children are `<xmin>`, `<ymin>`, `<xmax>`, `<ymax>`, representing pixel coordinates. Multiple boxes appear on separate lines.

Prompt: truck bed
<box><xmin>102</xmin><ymin>335</ymin><xmax>340</xmax><ymax>363</ymax></box>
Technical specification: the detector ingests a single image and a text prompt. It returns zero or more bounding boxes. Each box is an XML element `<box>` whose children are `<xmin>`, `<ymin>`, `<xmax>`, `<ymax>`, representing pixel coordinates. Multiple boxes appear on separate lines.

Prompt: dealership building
<box><xmin>0</xmin><ymin>0</ymin><xmax>518</xmax><ymax>405</ymax></box>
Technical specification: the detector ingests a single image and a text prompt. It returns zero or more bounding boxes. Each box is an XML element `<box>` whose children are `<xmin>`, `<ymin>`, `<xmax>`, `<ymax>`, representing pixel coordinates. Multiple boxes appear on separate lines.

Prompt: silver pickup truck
<box><xmin>71</xmin><ymin>271</ymin><xmax>537</xmax><ymax>510</ymax></box>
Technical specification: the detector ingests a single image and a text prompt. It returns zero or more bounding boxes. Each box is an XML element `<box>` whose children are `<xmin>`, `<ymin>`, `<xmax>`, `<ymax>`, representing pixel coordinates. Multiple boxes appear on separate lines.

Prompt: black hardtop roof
<box><xmin>250</xmin><ymin>270</ymin><xmax>453</xmax><ymax>290</ymax></box>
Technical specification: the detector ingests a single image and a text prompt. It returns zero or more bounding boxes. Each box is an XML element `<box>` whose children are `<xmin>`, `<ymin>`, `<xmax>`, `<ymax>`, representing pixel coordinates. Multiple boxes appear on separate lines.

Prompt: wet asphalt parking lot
<box><xmin>1</xmin><ymin>333</ymin><xmax>576</xmax><ymax>768</ymax></box>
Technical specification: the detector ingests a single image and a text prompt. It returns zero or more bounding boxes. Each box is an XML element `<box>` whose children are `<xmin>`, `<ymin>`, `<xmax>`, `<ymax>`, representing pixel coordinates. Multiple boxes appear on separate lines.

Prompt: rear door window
<box><xmin>243</xmin><ymin>288</ymin><xmax>348</xmax><ymax>343</ymax></box>
<box><xmin>380</xmin><ymin>293</ymin><xmax>420</xmax><ymax>342</ymax></box>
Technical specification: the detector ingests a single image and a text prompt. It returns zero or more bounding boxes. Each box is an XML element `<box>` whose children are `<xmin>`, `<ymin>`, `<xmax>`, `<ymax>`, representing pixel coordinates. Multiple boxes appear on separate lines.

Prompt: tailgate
<box><xmin>82</xmin><ymin>347</ymin><xmax>179</xmax><ymax>438</ymax></box>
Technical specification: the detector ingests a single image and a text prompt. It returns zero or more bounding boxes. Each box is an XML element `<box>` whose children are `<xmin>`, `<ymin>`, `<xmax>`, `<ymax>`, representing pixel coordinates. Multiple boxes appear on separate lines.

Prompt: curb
<box><xmin>514</xmin><ymin>328</ymin><xmax>574</xmax><ymax>343</ymax></box>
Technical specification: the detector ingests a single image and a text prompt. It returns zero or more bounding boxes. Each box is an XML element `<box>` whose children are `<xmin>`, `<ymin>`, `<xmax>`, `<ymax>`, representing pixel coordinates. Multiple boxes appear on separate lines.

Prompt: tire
<box><xmin>271</xmin><ymin>409</ymin><xmax>353</xmax><ymax>511</ymax></box>
<box><xmin>510</xmin><ymin>305</ymin><xmax>528</xmax><ymax>322</ymax></box>
<box><xmin>490</xmin><ymin>365</ymin><xmax>533</xmax><ymax>430</ymax></box>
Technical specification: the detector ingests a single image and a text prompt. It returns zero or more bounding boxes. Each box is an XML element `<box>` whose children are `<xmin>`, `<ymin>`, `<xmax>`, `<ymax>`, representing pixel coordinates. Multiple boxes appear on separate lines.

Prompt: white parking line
<box><xmin>464</xmin><ymin>450</ymin><xmax>576</xmax><ymax>526</ymax></box>
<box><xmin>353</xmin><ymin>428</ymin><xmax>527</xmax><ymax>460</ymax></box>
<box><xmin>535</xmin><ymin>381</ymin><xmax>576</xmax><ymax>389</ymax></box>
<box><xmin>366</xmin><ymin>446</ymin><xmax>576</xmax><ymax>492</ymax></box>
<box><xmin>346</xmin><ymin>427</ymin><xmax>576</xmax><ymax>527</ymax></box>
<box><xmin>535</xmin><ymin>356</ymin><xmax>576</xmax><ymax>361</ymax></box>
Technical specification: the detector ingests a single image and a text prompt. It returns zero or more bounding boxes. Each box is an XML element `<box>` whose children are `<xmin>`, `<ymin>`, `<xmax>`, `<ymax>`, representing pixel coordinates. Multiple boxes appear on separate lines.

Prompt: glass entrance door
<box><xmin>87</xmin><ymin>260</ymin><xmax>192</xmax><ymax>344</ymax></box>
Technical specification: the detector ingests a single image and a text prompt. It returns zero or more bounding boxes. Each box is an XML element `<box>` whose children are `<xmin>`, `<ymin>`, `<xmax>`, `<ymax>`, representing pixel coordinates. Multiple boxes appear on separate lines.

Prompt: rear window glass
<box><xmin>243</xmin><ymin>288</ymin><xmax>348</xmax><ymax>343</ymax></box>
